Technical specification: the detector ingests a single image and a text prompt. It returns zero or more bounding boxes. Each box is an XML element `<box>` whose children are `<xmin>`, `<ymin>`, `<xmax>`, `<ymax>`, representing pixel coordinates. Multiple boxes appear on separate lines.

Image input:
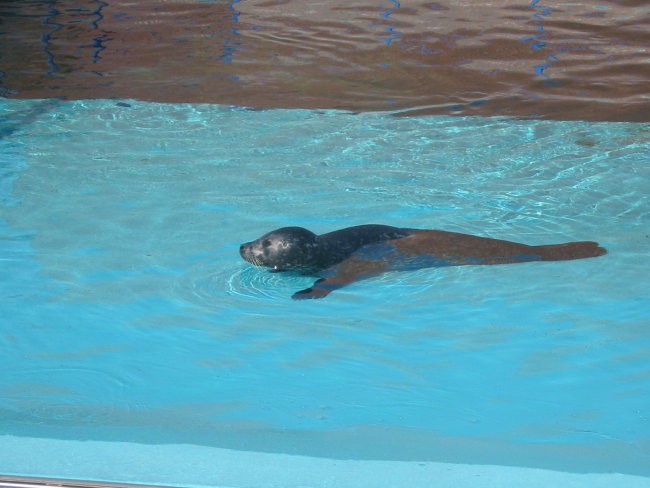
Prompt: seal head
<box><xmin>239</xmin><ymin>227</ymin><xmax>321</xmax><ymax>272</ymax></box>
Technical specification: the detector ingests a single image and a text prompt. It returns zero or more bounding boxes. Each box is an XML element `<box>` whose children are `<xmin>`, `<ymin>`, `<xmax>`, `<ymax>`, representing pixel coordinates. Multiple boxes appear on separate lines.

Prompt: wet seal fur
<box><xmin>239</xmin><ymin>224</ymin><xmax>607</xmax><ymax>300</ymax></box>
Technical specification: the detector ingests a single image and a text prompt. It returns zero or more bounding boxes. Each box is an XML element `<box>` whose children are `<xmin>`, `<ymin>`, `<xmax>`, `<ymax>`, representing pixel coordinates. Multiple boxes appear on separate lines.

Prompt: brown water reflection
<box><xmin>0</xmin><ymin>0</ymin><xmax>648</xmax><ymax>120</ymax></box>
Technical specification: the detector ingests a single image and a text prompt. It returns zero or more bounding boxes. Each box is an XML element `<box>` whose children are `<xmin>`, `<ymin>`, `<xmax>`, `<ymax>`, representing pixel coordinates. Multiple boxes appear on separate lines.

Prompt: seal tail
<box><xmin>531</xmin><ymin>241</ymin><xmax>607</xmax><ymax>261</ymax></box>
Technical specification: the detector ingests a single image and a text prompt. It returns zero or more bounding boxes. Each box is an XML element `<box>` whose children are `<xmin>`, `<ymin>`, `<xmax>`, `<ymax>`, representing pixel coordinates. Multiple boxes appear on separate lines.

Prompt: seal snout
<box><xmin>239</xmin><ymin>242</ymin><xmax>254</xmax><ymax>262</ymax></box>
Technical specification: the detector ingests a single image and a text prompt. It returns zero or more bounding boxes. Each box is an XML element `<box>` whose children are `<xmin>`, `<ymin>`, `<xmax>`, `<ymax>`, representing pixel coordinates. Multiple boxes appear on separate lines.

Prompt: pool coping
<box><xmin>0</xmin><ymin>476</ymin><xmax>174</xmax><ymax>488</ymax></box>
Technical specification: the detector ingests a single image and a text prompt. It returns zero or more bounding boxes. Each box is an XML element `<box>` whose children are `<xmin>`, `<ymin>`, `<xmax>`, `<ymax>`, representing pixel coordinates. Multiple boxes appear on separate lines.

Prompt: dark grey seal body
<box><xmin>239</xmin><ymin>224</ymin><xmax>607</xmax><ymax>300</ymax></box>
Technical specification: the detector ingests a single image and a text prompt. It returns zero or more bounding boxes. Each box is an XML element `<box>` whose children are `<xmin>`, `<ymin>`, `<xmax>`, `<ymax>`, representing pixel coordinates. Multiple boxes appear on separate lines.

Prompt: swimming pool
<box><xmin>0</xmin><ymin>98</ymin><xmax>649</xmax><ymax>486</ymax></box>
<box><xmin>1</xmin><ymin>0</ymin><xmax>650</xmax><ymax>485</ymax></box>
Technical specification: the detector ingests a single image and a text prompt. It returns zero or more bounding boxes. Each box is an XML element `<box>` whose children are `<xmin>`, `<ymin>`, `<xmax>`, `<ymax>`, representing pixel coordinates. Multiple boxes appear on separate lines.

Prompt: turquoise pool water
<box><xmin>0</xmin><ymin>98</ymin><xmax>649</xmax><ymax>486</ymax></box>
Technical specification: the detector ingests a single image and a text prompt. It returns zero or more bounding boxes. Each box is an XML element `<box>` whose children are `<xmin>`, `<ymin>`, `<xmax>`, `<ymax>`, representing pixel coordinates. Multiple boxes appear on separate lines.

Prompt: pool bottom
<box><xmin>1</xmin><ymin>436</ymin><xmax>649</xmax><ymax>488</ymax></box>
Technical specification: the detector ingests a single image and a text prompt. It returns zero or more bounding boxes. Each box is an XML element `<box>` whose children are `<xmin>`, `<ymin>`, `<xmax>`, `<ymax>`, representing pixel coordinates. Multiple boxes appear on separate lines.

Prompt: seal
<box><xmin>239</xmin><ymin>224</ymin><xmax>607</xmax><ymax>300</ymax></box>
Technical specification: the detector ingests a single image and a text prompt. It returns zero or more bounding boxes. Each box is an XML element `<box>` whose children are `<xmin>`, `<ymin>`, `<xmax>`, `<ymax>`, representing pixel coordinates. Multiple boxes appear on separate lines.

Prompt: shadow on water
<box><xmin>0</xmin><ymin>98</ymin><xmax>64</xmax><ymax>139</ymax></box>
<box><xmin>0</xmin><ymin>0</ymin><xmax>648</xmax><ymax>120</ymax></box>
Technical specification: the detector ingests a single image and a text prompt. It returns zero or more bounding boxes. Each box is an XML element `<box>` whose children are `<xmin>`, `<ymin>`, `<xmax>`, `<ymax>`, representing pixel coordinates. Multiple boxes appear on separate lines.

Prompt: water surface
<box><xmin>0</xmin><ymin>99</ymin><xmax>648</xmax><ymax>480</ymax></box>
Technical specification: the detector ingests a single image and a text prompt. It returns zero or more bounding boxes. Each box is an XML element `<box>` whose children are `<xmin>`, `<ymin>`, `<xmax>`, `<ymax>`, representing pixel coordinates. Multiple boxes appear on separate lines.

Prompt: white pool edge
<box><xmin>0</xmin><ymin>475</ymin><xmax>176</xmax><ymax>488</ymax></box>
<box><xmin>1</xmin><ymin>435</ymin><xmax>649</xmax><ymax>488</ymax></box>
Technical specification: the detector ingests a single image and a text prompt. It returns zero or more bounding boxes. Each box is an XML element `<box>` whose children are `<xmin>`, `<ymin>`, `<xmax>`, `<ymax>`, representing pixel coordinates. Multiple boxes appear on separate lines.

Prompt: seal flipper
<box><xmin>292</xmin><ymin>278</ymin><xmax>334</xmax><ymax>300</ymax></box>
<box><xmin>291</xmin><ymin>251</ymin><xmax>391</xmax><ymax>299</ymax></box>
<box><xmin>292</xmin><ymin>275</ymin><xmax>363</xmax><ymax>300</ymax></box>
<box><xmin>532</xmin><ymin>241</ymin><xmax>607</xmax><ymax>261</ymax></box>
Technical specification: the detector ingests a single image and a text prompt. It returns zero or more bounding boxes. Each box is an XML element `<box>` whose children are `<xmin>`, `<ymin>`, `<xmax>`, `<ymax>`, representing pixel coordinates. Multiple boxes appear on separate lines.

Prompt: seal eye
<box><xmin>262</xmin><ymin>239</ymin><xmax>271</xmax><ymax>247</ymax></box>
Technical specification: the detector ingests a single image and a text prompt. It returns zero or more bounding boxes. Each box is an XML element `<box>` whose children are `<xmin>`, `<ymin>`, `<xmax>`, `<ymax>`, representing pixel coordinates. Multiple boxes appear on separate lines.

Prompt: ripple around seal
<box><xmin>171</xmin><ymin>256</ymin><xmax>314</xmax><ymax>308</ymax></box>
<box><xmin>226</xmin><ymin>266</ymin><xmax>315</xmax><ymax>302</ymax></box>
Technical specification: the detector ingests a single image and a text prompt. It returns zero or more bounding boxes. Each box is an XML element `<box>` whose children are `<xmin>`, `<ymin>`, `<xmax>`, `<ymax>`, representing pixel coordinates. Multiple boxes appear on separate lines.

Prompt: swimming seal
<box><xmin>239</xmin><ymin>224</ymin><xmax>607</xmax><ymax>300</ymax></box>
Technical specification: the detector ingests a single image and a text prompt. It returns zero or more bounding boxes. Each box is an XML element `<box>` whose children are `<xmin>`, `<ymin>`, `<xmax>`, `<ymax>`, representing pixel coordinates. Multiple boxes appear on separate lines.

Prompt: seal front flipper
<box><xmin>292</xmin><ymin>275</ymin><xmax>360</xmax><ymax>300</ymax></box>
<box><xmin>292</xmin><ymin>278</ymin><xmax>335</xmax><ymax>300</ymax></box>
<box><xmin>291</xmin><ymin>251</ymin><xmax>390</xmax><ymax>300</ymax></box>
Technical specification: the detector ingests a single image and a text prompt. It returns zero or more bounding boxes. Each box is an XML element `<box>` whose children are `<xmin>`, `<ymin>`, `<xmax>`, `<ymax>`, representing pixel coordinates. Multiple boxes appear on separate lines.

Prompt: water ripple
<box><xmin>226</xmin><ymin>266</ymin><xmax>300</xmax><ymax>300</ymax></box>
<box><xmin>3</xmin><ymin>366</ymin><xmax>130</xmax><ymax>425</ymax></box>
<box><xmin>171</xmin><ymin>255</ymin><xmax>314</xmax><ymax>308</ymax></box>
